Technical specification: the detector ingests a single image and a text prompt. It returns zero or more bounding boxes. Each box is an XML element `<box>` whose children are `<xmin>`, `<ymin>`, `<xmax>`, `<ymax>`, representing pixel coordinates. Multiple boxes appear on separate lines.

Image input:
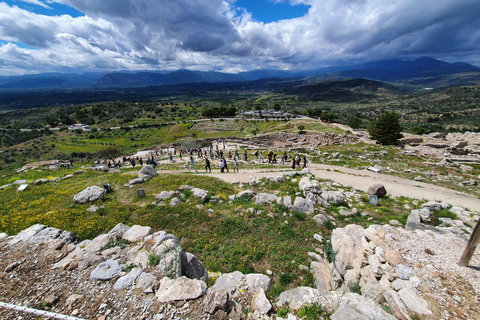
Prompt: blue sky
<box><xmin>0</xmin><ymin>0</ymin><xmax>479</xmax><ymax>76</ymax></box>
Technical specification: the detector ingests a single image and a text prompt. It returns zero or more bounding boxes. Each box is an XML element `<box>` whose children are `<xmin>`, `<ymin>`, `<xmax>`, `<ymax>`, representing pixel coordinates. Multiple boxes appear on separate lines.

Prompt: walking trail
<box><xmin>156</xmin><ymin>163</ymin><xmax>480</xmax><ymax>212</ymax></box>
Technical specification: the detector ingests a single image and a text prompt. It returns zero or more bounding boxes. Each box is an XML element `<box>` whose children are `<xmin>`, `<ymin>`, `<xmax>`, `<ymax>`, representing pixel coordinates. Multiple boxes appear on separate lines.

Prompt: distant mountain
<box><xmin>332</xmin><ymin>57</ymin><xmax>479</xmax><ymax>82</ymax></box>
<box><xmin>91</xmin><ymin>69</ymin><xmax>245</xmax><ymax>87</ymax></box>
<box><xmin>0</xmin><ymin>73</ymin><xmax>105</xmax><ymax>89</ymax></box>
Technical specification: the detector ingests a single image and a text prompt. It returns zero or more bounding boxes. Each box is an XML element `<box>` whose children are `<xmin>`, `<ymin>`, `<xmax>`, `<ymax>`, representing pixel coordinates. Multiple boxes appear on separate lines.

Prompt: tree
<box><xmin>367</xmin><ymin>111</ymin><xmax>403</xmax><ymax>145</ymax></box>
<box><xmin>98</xmin><ymin>146</ymin><xmax>123</xmax><ymax>162</ymax></box>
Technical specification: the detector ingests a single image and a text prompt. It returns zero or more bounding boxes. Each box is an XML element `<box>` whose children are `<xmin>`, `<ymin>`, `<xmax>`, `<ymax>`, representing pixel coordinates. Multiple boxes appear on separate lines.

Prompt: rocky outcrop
<box><xmin>73</xmin><ymin>186</ymin><xmax>106</xmax><ymax>204</ymax></box>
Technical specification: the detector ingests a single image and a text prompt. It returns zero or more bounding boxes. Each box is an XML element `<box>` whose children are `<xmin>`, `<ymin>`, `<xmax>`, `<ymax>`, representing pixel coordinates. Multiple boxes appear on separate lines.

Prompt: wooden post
<box><xmin>459</xmin><ymin>218</ymin><xmax>480</xmax><ymax>267</ymax></box>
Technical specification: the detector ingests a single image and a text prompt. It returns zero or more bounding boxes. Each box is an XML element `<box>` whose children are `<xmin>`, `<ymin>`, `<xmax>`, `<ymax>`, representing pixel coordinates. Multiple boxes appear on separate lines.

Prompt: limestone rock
<box><xmin>237</xmin><ymin>190</ymin><xmax>256</xmax><ymax>199</ymax></box>
<box><xmin>421</xmin><ymin>201</ymin><xmax>442</xmax><ymax>211</ymax></box>
<box><xmin>90</xmin><ymin>259</ymin><xmax>122</xmax><ymax>281</ymax></box>
<box><xmin>156</xmin><ymin>276</ymin><xmax>207</xmax><ymax>302</ymax></box>
<box><xmin>122</xmin><ymin>225</ymin><xmax>152</xmax><ymax>242</ymax></box>
<box><xmin>321</xmin><ymin>191</ymin><xmax>345</xmax><ymax>205</ymax></box>
<box><xmin>254</xmin><ymin>193</ymin><xmax>280</xmax><ymax>205</ymax></box>
<box><xmin>108</xmin><ymin>223</ymin><xmax>130</xmax><ymax>238</ymax></box>
<box><xmin>73</xmin><ymin>186</ymin><xmax>106</xmax><ymax>204</ymax></box>
<box><xmin>310</xmin><ymin>261</ymin><xmax>333</xmax><ymax>292</ymax></box>
<box><xmin>293</xmin><ymin>197</ymin><xmax>315</xmax><ymax>214</ymax></box>
<box><xmin>191</xmin><ymin>188</ymin><xmax>209</xmax><ymax>201</ymax></box>
<box><xmin>129</xmin><ymin>177</ymin><xmax>145</xmax><ymax>185</ymax></box>
<box><xmin>169</xmin><ymin>197</ymin><xmax>181</xmax><ymax>206</ymax></box>
<box><xmin>203</xmin><ymin>287</ymin><xmax>229</xmax><ymax>314</ymax></box>
<box><xmin>136</xmin><ymin>272</ymin><xmax>157</xmax><ymax>289</ymax></box>
<box><xmin>251</xmin><ymin>288</ymin><xmax>272</xmax><ymax>315</ymax></box>
<box><xmin>395</xmin><ymin>264</ymin><xmax>414</xmax><ymax>280</ymax></box>
<box><xmin>331</xmin><ymin>224</ymin><xmax>367</xmax><ymax>276</ymax></box>
<box><xmin>398</xmin><ymin>288</ymin><xmax>432</xmax><ymax>315</ymax></box>
<box><xmin>331</xmin><ymin>293</ymin><xmax>396</xmax><ymax>320</ymax></box>
<box><xmin>139</xmin><ymin>165</ymin><xmax>158</xmax><ymax>179</ymax></box>
<box><xmin>114</xmin><ymin>268</ymin><xmax>143</xmax><ymax>290</ymax></box>
<box><xmin>359</xmin><ymin>265</ymin><xmax>384</xmax><ymax>304</ymax></box>
<box><xmin>313</xmin><ymin>214</ymin><xmax>328</xmax><ymax>225</ymax></box>
<box><xmin>155</xmin><ymin>191</ymin><xmax>173</xmax><ymax>200</ymax></box>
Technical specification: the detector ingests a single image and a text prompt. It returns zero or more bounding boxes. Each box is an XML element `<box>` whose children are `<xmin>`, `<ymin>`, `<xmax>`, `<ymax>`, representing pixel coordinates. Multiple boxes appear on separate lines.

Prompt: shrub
<box><xmin>297</xmin><ymin>304</ymin><xmax>326</xmax><ymax>320</ymax></box>
<box><xmin>148</xmin><ymin>253</ymin><xmax>161</xmax><ymax>266</ymax></box>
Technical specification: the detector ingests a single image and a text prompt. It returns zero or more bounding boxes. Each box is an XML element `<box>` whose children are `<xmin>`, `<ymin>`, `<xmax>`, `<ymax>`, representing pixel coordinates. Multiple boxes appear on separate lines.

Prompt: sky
<box><xmin>0</xmin><ymin>0</ymin><xmax>479</xmax><ymax>76</ymax></box>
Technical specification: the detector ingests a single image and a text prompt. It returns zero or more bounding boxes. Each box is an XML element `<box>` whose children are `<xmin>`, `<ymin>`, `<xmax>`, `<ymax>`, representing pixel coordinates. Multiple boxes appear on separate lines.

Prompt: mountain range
<box><xmin>0</xmin><ymin>57</ymin><xmax>478</xmax><ymax>90</ymax></box>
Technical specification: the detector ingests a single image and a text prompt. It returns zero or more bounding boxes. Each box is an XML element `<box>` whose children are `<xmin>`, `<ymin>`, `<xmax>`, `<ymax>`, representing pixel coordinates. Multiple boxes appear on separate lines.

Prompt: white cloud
<box><xmin>0</xmin><ymin>0</ymin><xmax>479</xmax><ymax>75</ymax></box>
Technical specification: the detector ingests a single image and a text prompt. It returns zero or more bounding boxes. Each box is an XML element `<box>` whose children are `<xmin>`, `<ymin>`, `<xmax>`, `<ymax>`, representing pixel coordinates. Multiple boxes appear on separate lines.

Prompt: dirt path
<box><xmin>155</xmin><ymin>163</ymin><xmax>480</xmax><ymax>211</ymax></box>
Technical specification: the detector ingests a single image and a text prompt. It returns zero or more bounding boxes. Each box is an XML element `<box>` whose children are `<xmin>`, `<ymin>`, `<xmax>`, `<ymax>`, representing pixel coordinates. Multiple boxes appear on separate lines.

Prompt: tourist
<box><xmin>220</xmin><ymin>159</ymin><xmax>225</xmax><ymax>173</ymax></box>
<box><xmin>303</xmin><ymin>156</ymin><xmax>307</xmax><ymax>168</ymax></box>
<box><xmin>233</xmin><ymin>156</ymin><xmax>239</xmax><ymax>172</ymax></box>
<box><xmin>292</xmin><ymin>158</ymin><xmax>296</xmax><ymax>170</ymax></box>
<box><xmin>188</xmin><ymin>157</ymin><xmax>197</xmax><ymax>173</ymax></box>
<box><xmin>259</xmin><ymin>153</ymin><xmax>264</xmax><ymax>163</ymax></box>
<box><xmin>205</xmin><ymin>157</ymin><xmax>211</xmax><ymax>173</ymax></box>
<box><xmin>223</xmin><ymin>157</ymin><xmax>229</xmax><ymax>173</ymax></box>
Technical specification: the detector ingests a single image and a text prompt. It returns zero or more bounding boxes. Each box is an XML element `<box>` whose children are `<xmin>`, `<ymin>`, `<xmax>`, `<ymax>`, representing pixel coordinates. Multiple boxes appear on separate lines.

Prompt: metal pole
<box><xmin>459</xmin><ymin>218</ymin><xmax>480</xmax><ymax>267</ymax></box>
<box><xmin>0</xmin><ymin>301</ymin><xmax>86</xmax><ymax>320</ymax></box>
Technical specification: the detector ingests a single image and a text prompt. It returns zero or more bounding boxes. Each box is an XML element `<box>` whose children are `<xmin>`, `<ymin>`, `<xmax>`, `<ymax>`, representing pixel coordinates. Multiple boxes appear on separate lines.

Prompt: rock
<box><xmin>405</xmin><ymin>211</ymin><xmax>421</xmax><ymax>231</ymax></box>
<box><xmin>191</xmin><ymin>188</ymin><xmax>209</xmax><ymax>201</ymax></box>
<box><xmin>13</xmin><ymin>179</ymin><xmax>27</xmax><ymax>185</ymax></box>
<box><xmin>27</xmin><ymin>227</ymin><xmax>78</xmax><ymax>245</ymax></box>
<box><xmin>389</xmin><ymin>219</ymin><xmax>402</xmax><ymax>227</ymax></box>
<box><xmin>283</xmin><ymin>196</ymin><xmax>292</xmax><ymax>208</ymax></box>
<box><xmin>213</xmin><ymin>271</ymin><xmax>270</xmax><ymax>297</ymax></box>
<box><xmin>359</xmin><ymin>265</ymin><xmax>384</xmax><ymax>304</ymax></box>
<box><xmin>368</xmin><ymin>254</ymin><xmax>383</xmax><ymax>277</ymax></box>
<box><xmin>421</xmin><ymin>201</ymin><xmax>442</xmax><ymax>211</ymax></box>
<box><xmin>136</xmin><ymin>272</ymin><xmax>156</xmax><ymax>289</ymax></box>
<box><xmin>313</xmin><ymin>214</ymin><xmax>328</xmax><ymax>225</ymax></box>
<box><xmin>34</xmin><ymin>179</ymin><xmax>49</xmax><ymax>185</ymax></box>
<box><xmin>169</xmin><ymin>197</ymin><xmax>181</xmax><ymax>206</ymax></box>
<box><xmin>339</xmin><ymin>208</ymin><xmax>354</xmax><ymax>216</ymax></box>
<box><xmin>321</xmin><ymin>191</ymin><xmax>345</xmax><ymax>205</ymax></box>
<box><xmin>8</xmin><ymin>224</ymin><xmax>43</xmax><ymax>246</ymax></box>
<box><xmin>331</xmin><ymin>293</ymin><xmax>396</xmax><ymax>320</ymax></box>
<box><xmin>269</xmin><ymin>173</ymin><xmax>285</xmax><ymax>182</ymax></box>
<box><xmin>90</xmin><ymin>259</ymin><xmax>122</xmax><ymax>281</ymax></box>
<box><xmin>310</xmin><ymin>261</ymin><xmax>333</xmax><ymax>292</ymax></box>
<box><xmin>84</xmin><ymin>234</ymin><xmax>112</xmax><ymax>252</ymax></box>
<box><xmin>313</xmin><ymin>233</ymin><xmax>323</xmax><ymax>243</ymax></box>
<box><xmin>395</xmin><ymin>264</ymin><xmax>415</xmax><ymax>280</ymax></box>
<box><xmin>156</xmin><ymin>276</ymin><xmax>207</xmax><ymax>302</ymax></box>
<box><xmin>73</xmin><ymin>186</ymin><xmax>106</xmax><ymax>204</ymax></box>
<box><xmin>203</xmin><ymin>287</ymin><xmax>229</xmax><ymax>314</ymax></box>
<box><xmin>300</xmin><ymin>168</ymin><xmax>310</xmax><ymax>175</ymax></box>
<box><xmin>299</xmin><ymin>177</ymin><xmax>321</xmax><ymax>196</ymax></box>
<box><xmin>293</xmin><ymin>197</ymin><xmax>314</xmax><ymax>214</ymax></box>
<box><xmin>155</xmin><ymin>191</ymin><xmax>173</xmax><ymax>200</ymax></box>
<box><xmin>114</xmin><ymin>268</ymin><xmax>143</xmax><ymax>290</ymax></box>
<box><xmin>139</xmin><ymin>166</ymin><xmax>158</xmax><ymax>179</ymax></box>
<box><xmin>237</xmin><ymin>190</ymin><xmax>257</xmax><ymax>199</ymax></box>
<box><xmin>122</xmin><ymin>225</ymin><xmax>152</xmax><ymax>242</ymax></box>
<box><xmin>276</xmin><ymin>287</ymin><xmax>322</xmax><ymax>310</ymax></box>
<box><xmin>254</xmin><ymin>193</ymin><xmax>280</xmax><ymax>205</ymax></box>
<box><xmin>375</xmin><ymin>247</ymin><xmax>385</xmax><ymax>263</ymax></box>
<box><xmin>414</xmin><ymin>176</ymin><xmax>425</xmax><ymax>182</ymax></box>
<box><xmin>108</xmin><ymin>223</ymin><xmax>130</xmax><ymax>237</ymax></box>
<box><xmin>331</xmin><ymin>224</ymin><xmax>367</xmax><ymax>276</ymax></box>
<box><xmin>251</xmin><ymin>288</ymin><xmax>272</xmax><ymax>315</ymax></box>
<box><xmin>177</xmin><ymin>185</ymin><xmax>193</xmax><ymax>191</ymax></box>
<box><xmin>180</xmin><ymin>251</ymin><xmax>208</xmax><ymax>282</ymax></box>
<box><xmin>367</xmin><ymin>184</ymin><xmax>387</xmax><ymax>198</ymax></box>
<box><xmin>66</xmin><ymin>294</ymin><xmax>84</xmax><ymax>309</ymax></box>
<box><xmin>129</xmin><ymin>177</ymin><xmax>145</xmax><ymax>185</ymax></box>
<box><xmin>378</xmin><ymin>276</ymin><xmax>411</xmax><ymax>320</ymax></box>
<box><xmin>385</xmin><ymin>249</ymin><xmax>406</xmax><ymax>266</ymax></box>
<box><xmin>398</xmin><ymin>288</ymin><xmax>432</xmax><ymax>315</ymax></box>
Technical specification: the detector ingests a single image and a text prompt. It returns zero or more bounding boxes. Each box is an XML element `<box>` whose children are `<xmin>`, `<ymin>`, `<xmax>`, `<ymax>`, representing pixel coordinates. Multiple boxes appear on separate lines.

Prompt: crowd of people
<box><xmin>102</xmin><ymin>140</ymin><xmax>308</xmax><ymax>174</ymax></box>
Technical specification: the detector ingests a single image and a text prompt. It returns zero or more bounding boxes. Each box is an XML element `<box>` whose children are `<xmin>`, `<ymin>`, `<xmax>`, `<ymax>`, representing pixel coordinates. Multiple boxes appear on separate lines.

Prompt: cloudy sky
<box><xmin>0</xmin><ymin>0</ymin><xmax>479</xmax><ymax>76</ymax></box>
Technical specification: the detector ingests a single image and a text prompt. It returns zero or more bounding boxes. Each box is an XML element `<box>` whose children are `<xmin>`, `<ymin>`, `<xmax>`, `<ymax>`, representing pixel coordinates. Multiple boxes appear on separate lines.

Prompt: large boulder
<box><xmin>293</xmin><ymin>197</ymin><xmax>315</xmax><ymax>214</ymax></box>
<box><xmin>310</xmin><ymin>260</ymin><xmax>334</xmax><ymax>293</ymax></box>
<box><xmin>122</xmin><ymin>225</ymin><xmax>152</xmax><ymax>242</ymax></box>
<box><xmin>331</xmin><ymin>224</ymin><xmax>367</xmax><ymax>277</ymax></box>
<box><xmin>155</xmin><ymin>191</ymin><xmax>173</xmax><ymax>200</ymax></box>
<box><xmin>73</xmin><ymin>186</ymin><xmax>106</xmax><ymax>204</ymax></box>
<box><xmin>299</xmin><ymin>177</ymin><xmax>321</xmax><ymax>196</ymax></box>
<box><xmin>254</xmin><ymin>193</ymin><xmax>280</xmax><ymax>205</ymax></box>
<box><xmin>331</xmin><ymin>293</ymin><xmax>396</xmax><ymax>320</ymax></box>
<box><xmin>191</xmin><ymin>188</ymin><xmax>209</xmax><ymax>201</ymax></box>
<box><xmin>180</xmin><ymin>251</ymin><xmax>208</xmax><ymax>282</ymax></box>
<box><xmin>156</xmin><ymin>276</ymin><xmax>207</xmax><ymax>302</ymax></box>
<box><xmin>321</xmin><ymin>191</ymin><xmax>345</xmax><ymax>205</ymax></box>
<box><xmin>203</xmin><ymin>287</ymin><xmax>229</xmax><ymax>314</ymax></box>
<box><xmin>139</xmin><ymin>165</ymin><xmax>158</xmax><ymax>179</ymax></box>
<box><xmin>367</xmin><ymin>184</ymin><xmax>387</xmax><ymax>198</ymax></box>
<box><xmin>90</xmin><ymin>259</ymin><xmax>122</xmax><ymax>281</ymax></box>
<box><xmin>236</xmin><ymin>190</ymin><xmax>257</xmax><ymax>199</ymax></box>
<box><xmin>213</xmin><ymin>271</ymin><xmax>271</xmax><ymax>298</ymax></box>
